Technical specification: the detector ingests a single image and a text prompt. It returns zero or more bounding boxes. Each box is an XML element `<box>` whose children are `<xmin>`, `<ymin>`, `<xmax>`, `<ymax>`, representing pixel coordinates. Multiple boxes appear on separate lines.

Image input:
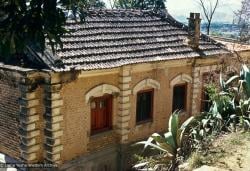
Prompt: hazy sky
<box><xmin>167</xmin><ymin>0</ymin><xmax>242</xmax><ymax>23</ymax></box>
<box><xmin>103</xmin><ymin>0</ymin><xmax>242</xmax><ymax>23</ymax></box>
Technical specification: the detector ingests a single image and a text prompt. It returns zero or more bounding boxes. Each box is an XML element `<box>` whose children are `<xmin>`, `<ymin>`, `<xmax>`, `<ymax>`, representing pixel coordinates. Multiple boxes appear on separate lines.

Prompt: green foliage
<box><xmin>188</xmin><ymin>65</ymin><xmax>250</xmax><ymax>156</ymax></box>
<box><xmin>114</xmin><ymin>0</ymin><xmax>166</xmax><ymax>10</ymax></box>
<box><xmin>0</xmin><ymin>0</ymin><xmax>105</xmax><ymax>62</ymax></box>
<box><xmin>134</xmin><ymin>111</ymin><xmax>194</xmax><ymax>170</ymax></box>
<box><xmin>240</xmin><ymin>64</ymin><xmax>250</xmax><ymax>98</ymax></box>
<box><xmin>189</xmin><ymin>102</ymin><xmax>225</xmax><ymax>151</ymax></box>
<box><xmin>221</xmin><ymin>65</ymin><xmax>250</xmax><ymax>130</ymax></box>
<box><xmin>134</xmin><ymin>65</ymin><xmax>250</xmax><ymax>170</ymax></box>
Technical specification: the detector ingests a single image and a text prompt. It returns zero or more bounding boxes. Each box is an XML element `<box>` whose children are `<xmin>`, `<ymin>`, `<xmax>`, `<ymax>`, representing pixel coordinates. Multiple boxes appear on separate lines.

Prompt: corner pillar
<box><xmin>44</xmin><ymin>75</ymin><xmax>64</xmax><ymax>164</ymax></box>
<box><xmin>19</xmin><ymin>80</ymin><xmax>42</xmax><ymax>163</ymax></box>
<box><xmin>191</xmin><ymin>67</ymin><xmax>201</xmax><ymax>115</ymax></box>
<box><xmin>117</xmin><ymin>67</ymin><xmax>132</xmax><ymax>143</ymax></box>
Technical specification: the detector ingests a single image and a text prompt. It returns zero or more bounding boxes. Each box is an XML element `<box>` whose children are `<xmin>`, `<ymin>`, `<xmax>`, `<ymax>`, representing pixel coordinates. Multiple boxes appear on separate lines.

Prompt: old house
<box><xmin>0</xmin><ymin>9</ymin><xmax>249</xmax><ymax>170</ymax></box>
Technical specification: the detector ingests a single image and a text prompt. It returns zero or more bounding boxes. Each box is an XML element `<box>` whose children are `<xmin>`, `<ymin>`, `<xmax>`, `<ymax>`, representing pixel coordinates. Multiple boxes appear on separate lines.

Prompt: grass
<box><xmin>187</xmin><ymin>152</ymin><xmax>204</xmax><ymax>169</ymax></box>
<box><xmin>186</xmin><ymin>131</ymin><xmax>250</xmax><ymax>170</ymax></box>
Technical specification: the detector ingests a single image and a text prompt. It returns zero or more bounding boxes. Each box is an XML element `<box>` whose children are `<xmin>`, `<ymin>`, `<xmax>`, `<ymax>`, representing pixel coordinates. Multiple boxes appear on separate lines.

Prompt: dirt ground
<box><xmin>203</xmin><ymin>132</ymin><xmax>250</xmax><ymax>171</ymax></box>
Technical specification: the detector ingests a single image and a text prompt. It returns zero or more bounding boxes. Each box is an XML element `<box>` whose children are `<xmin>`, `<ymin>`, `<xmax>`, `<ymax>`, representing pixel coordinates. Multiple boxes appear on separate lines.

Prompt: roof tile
<box><xmin>33</xmin><ymin>9</ymin><xmax>228</xmax><ymax>71</ymax></box>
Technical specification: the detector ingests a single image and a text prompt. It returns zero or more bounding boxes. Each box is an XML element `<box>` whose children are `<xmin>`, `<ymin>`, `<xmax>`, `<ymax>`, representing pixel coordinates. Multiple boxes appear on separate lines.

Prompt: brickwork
<box><xmin>0</xmin><ymin>51</ymin><xmax>249</xmax><ymax>170</ymax></box>
<box><xmin>87</xmin><ymin>131</ymin><xmax>118</xmax><ymax>152</ymax></box>
<box><xmin>0</xmin><ymin>78</ymin><xmax>20</xmax><ymax>159</ymax></box>
<box><xmin>128</xmin><ymin>66</ymin><xmax>193</xmax><ymax>142</ymax></box>
<box><xmin>61</xmin><ymin>73</ymin><xmax>119</xmax><ymax>162</ymax></box>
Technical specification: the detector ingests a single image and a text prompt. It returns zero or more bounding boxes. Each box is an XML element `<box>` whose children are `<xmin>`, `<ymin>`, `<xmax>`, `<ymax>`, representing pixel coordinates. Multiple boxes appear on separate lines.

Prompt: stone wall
<box><xmin>0</xmin><ymin>75</ymin><xmax>21</xmax><ymax>159</ymax></box>
<box><xmin>19</xmin><ymin>83</ymin><xmax>45</xmax><ymax>163</ymax></box>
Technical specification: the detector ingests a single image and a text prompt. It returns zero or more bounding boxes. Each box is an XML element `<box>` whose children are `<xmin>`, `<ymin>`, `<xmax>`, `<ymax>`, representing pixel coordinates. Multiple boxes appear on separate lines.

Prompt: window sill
<box><xmin>90</xmin><ymin>129</ymin><xmax>114</xmax><ymax>139</ymax></box>
<box><xmin>136</xmin><ymin>119</ymin><xmax>153</xmax><ymax>125</ymax></box>
<box><xmin>135</xmin><ymin>119</ymin><xmax>153</xmax><ymax>130</ymax></box>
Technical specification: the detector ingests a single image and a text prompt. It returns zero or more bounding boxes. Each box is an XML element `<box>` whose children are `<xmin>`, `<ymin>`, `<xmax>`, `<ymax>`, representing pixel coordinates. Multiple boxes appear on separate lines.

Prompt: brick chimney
<box><xmin>188</xmin><ymin>13</ymin><xmax>201</xmax><ymax>49</ymax></box>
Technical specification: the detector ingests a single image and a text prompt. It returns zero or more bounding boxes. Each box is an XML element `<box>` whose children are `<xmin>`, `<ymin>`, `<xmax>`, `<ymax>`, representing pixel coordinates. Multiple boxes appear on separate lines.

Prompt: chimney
<box><xmin>188</xmin><ymin>13</ymin><xmax>201</xmax><ymax>49</ymax></box>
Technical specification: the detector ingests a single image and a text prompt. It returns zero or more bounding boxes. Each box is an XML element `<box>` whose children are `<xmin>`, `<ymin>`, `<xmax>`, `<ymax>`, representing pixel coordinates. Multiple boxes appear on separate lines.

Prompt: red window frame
<box><xmin>172</xmin><ymin>83</ymin><xmax>187</xmax><ymax>112</ymax></box>
<box><xmin>90</xmin><ymin>94</ymin><xmax>112</xmax><ymax>135</ymax></box>
<box><xmin>136</xmin><ymin>89</ymin><xmax>154</xmax><ymax>124</ymax></box>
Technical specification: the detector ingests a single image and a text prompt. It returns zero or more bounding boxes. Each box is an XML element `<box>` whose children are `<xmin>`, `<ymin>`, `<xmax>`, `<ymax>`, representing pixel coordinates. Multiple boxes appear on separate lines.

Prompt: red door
<box><xmin>91</xmin><ymin>95</ymin><xmax>112</xmax><ymax>134</ymax></box>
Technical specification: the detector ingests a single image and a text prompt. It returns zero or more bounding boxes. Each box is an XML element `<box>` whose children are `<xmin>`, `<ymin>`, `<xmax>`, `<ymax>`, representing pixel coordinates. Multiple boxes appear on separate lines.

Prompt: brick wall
<box><xmin>128</xmin><ymin>66</ymin><xmax>193</xmax><ymax>142</ymax></box>
<box><xmin>61</xmin><ymin>73</ymin><xmax>119</xmax><ymax>162</ymax></box>
<box><xmin>0</xmin><ymin>78</ymin><xmax>21</xmax><ymax>159</ymax></box>
<box><xmin>59</xmin><ymin>63</ymin><xmax>194</xmax><ymax>163</ymax></box>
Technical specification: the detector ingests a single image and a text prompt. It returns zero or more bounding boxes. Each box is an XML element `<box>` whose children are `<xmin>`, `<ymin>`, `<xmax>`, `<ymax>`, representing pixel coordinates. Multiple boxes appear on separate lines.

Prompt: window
<box><xmin>172</xmin><ymin>84</ymin><xmax>187</xmax><ymax>112</ymax></box>
<box><xmin>201</xmin><ymin>88</ymin><xmax>211</xmax><ymax>112</ymax></box>
<box><xmin>90</xmin><ymin>95</ymin><xmax>112</xmax><ymax>135</ymax></box>
<box><xmin>201</xmin><ymin>73</ymin><xmax>214</xmax><ymax>112</ymax></box>
<box><xmin>136</xmin><ymin>89</ymin><xmax>154</xmax><ymax>123</ymax></box>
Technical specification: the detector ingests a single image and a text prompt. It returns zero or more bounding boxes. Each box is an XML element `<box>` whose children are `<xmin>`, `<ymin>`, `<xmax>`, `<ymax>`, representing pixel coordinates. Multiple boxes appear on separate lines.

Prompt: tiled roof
<box><xmin>32</xmin><ymin>9</ymin><xmax>228</xmax><ymax>71</ymax></box>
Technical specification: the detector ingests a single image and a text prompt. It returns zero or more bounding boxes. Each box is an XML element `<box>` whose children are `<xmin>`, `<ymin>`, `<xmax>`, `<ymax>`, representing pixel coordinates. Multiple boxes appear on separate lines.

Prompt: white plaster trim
<box><xmin>133</xmin><ymin>79</ymin><xmax>160</xmax><ymax>95</ymax></box>
<box><xmin>85</xmin><ymin>84</ymin><xmax>120</xmax><ymax>103</ymax></box>
<box><xmin>170</xmin><ymin>74</ymin><xmax>192</xmax><ymax>87</ymax></box>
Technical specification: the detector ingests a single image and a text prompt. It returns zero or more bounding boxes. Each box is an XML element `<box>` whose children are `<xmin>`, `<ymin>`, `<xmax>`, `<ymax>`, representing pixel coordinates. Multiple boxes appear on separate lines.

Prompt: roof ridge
<box><xmin>85</xmin><ymin>8</ymin><xmax>160</xmax><ymax>18</ymax></box>
<box><xmin>65</xmin><ymin>8</ymin><xmax>169</xmax><ymax>20</ymax></box>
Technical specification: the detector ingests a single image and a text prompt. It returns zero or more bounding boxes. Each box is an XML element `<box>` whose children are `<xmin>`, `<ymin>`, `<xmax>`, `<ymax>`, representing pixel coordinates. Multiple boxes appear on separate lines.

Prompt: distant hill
<box><xmin>201</xmin><ymin>23</ymin><xmax>240</xmax><ymax>38</ymax></box>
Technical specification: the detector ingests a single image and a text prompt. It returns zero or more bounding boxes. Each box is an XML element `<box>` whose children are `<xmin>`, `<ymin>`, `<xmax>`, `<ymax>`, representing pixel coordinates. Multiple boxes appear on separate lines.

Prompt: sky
<box><xmin>103</xmin><ymin>0</ymin><xmax>242</xmax><ymax>23</ymax></box>
<box><xmin>167</xmin><ymin>0</ymin><xmax>242</xmax><ymax>23</ymax></box>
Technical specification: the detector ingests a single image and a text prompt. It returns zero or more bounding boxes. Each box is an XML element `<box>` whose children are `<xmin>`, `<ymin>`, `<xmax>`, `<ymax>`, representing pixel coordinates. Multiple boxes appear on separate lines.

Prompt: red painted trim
<box><xmin>90</xmin><ymin>94</ymin><xmax>113</xmax><ymax>135</ymax></box>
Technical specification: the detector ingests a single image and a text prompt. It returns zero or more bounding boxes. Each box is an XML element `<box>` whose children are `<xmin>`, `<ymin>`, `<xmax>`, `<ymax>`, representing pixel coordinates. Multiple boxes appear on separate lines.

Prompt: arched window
<box><xmin>170</xmin><ymin>74</ymin><xmax>192</xmax><ymax>112</ymax></box>
<box><xmin>90</xmin><ymin>95</ymin><xmax>113</xmax><ymax>134</ymax></box>
<box><xmin>85</xmin><ymin>84</ymin><xmax>120</xmax><ymax>134</ymax></box>
<box><xmin>133</xmin><ymin>79</ymin><xmax>160</xmax><ymax>124</ymax></box>
<box><xmin>85</xmin><ymin>84</ymin><xmax>120</xmax><ymax>103</ymax></box>
<box><xmin>172</xmin><ymin>83</ymin><xmax>187</xmax><ymax>112</ymax></box>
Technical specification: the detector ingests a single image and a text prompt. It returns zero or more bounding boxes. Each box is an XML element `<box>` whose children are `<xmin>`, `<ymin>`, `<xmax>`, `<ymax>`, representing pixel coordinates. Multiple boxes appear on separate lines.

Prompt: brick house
<box><xmin>0</xmin><ymin>9</ymin><xmax>249</xmax><ymax>171</ymax></box>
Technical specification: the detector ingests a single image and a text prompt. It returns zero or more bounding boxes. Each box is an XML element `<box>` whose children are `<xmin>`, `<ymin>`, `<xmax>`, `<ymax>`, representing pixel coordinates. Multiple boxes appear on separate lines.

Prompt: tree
<box><xmin>87</xmin><ymin>0</ymin><xmax>106</xmax><ymax>9</ymax></box>
<box><xmin>235</xmin><ymin>0</ymin><xmax>250</xmax><ymax>43</ymax></box>
<box><xmin>0</xmin><ymin>0</ymin><xmax>104</xmax><ymax>64</ymax></box>
<box><xmin>197</xmin><ymin>0</ymin><xmax>219</xmax><ymax>35</ymax></box>
<box><xmin>114</xmin><ymin>0</ymin><xmax>166</xmax><ymax>10</ymax></box>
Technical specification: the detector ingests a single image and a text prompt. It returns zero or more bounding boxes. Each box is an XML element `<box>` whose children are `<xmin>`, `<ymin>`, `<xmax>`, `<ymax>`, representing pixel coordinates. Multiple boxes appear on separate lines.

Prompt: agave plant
<box><xmin>134</xmin><ymin>111</ymin><xmax>194</xmax><ymax>170</ymax></box>
<box><xmin>216</xmin><ymin>64</ymin><xmax>250</xmax><ymax>131</ymax></box>
<box><xmin>240</xmin><ymin>64</ymin><xmax>250</xmax><ymax>98</ymax></box>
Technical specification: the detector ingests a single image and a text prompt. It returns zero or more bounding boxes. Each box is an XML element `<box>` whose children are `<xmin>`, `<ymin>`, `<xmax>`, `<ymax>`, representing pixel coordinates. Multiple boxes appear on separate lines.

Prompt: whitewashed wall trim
<box><xmin>133</xmin><ymin>78</ymin><xmax>160</xmax><ymax>95</ymax></box>
<box><xmin>85</xmin><ymin>84</ymin><xmax>120</xmax><ymax>103</ymax></box>
<box><xmin>170</xmin><ymin>74</ymin><xmax>192</xmax><ymax>87</ymax></box>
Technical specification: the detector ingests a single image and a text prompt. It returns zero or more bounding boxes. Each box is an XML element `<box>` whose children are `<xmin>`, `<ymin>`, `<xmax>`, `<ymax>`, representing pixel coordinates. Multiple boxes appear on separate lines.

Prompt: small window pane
<box><xmin>173</xmin><ymin>84</ymin><xmax>187</xmax><ymax>112</ymax></box>
<box><xmin>100</xmin><ymin>100</ymin><xmax>106</xmax><ymax>108</ymax></box>
<box><xmin>91</xmin><ymin>101</ymin><xmax>96</xmax><ymax>109</ymax></box>
<box><xmin>136</xmin><ymin>90</ymin><xmax>153</xmax><ymax>123</ymax></box>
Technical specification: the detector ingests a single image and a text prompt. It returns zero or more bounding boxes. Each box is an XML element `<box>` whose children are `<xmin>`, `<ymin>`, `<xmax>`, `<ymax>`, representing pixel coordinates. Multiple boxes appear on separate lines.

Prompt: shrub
<box><xmin>134</xmin><ymin>111</ymin><xmax>194</xmax><ymax>170</ymax></box>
